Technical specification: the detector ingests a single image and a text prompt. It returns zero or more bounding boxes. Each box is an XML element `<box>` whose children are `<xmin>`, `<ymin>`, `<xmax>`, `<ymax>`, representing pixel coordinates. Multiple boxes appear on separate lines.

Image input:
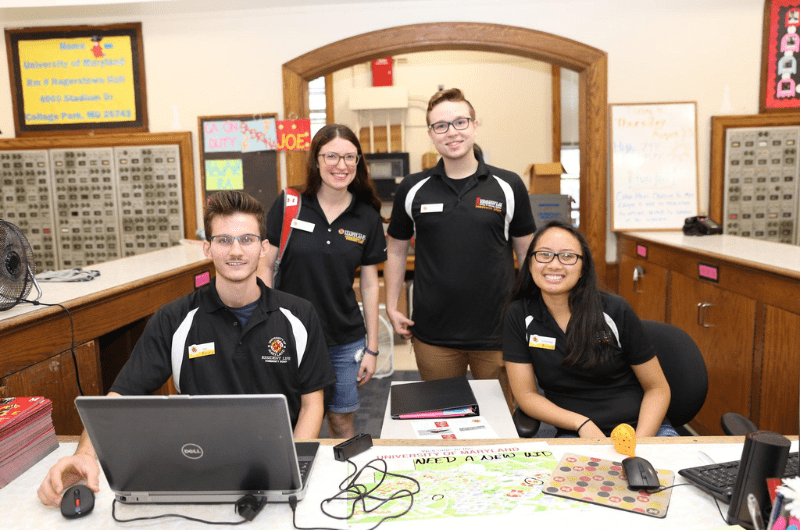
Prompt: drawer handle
<box><xmin>633</xmin><ymin>266</ymin><xmax>645</xmax><ymax>294</ymax></box>
<box><xmin>697</xmin><ymin>302</ymin><xmax>713</xmax><ymax>327</ymax></box>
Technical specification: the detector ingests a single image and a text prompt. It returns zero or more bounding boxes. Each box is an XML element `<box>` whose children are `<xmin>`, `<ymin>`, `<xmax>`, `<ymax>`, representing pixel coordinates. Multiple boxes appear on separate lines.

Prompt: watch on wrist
<box><xmin>364</xmin><ymin>347</ymin><xmax>379</xmax><ymax>357</ymax></box>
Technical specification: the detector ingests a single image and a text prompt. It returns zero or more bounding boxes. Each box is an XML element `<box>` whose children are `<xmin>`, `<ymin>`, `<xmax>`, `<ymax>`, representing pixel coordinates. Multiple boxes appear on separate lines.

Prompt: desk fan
<box><xmin>0</xmin><ymin>220</ymin><xmax>42</xmax><ymax>310</ymax></box>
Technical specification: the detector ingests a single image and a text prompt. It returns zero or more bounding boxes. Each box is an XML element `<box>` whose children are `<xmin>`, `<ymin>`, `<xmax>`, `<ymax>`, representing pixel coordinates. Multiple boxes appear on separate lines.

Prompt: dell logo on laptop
<box><xmin>181</xmin><ymin>443</ymin><xmax>204</xmax><ymax>459</ymax></box>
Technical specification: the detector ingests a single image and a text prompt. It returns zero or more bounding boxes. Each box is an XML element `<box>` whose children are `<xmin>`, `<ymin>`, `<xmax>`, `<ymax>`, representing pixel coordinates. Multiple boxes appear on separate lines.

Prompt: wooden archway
<box><xmin>282</xmin><ymin>22</ymin><xmax>608</xmax><ymax>276</ymax></box>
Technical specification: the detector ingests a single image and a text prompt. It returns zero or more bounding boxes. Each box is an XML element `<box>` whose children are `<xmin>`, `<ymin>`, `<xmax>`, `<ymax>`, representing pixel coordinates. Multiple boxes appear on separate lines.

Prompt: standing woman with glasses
<box><xmin>260</xmin><ymin>124</ymin><xmax>387</xmax><ymax>439</ymax></box>
<box><xmin>503</xmin><ymin>220</ymin><xmax>674</xmax><ymax>438</ymax></box>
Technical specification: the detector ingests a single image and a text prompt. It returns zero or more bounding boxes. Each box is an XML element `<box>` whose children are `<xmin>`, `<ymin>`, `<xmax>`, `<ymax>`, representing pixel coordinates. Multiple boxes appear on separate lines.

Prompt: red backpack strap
<box><xmin>274</xmin><ymin>189</ymin><xmax>301</xmax><ymax>284</ymax></box>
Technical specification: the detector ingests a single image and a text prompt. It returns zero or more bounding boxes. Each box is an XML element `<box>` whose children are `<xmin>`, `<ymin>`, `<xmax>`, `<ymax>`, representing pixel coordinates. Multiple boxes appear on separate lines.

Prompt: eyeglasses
<box><xmin>208</xmin><ymin>234</ymin><xmax>261</xmax><ymax>247</ymax></box>
<box><xmin>428</xmin><ymin>117</ymin><xmax>473</xmax><ymax>134</ymax></box>
<box><xmin>318</xmin><ymin>152</ymin><xmax>360</xmax><ymax>167</ymax></box>
<box><xmin>531</xmin><ymin>250</ymin><xmax>583</xmax><ymax>265</ymax></box>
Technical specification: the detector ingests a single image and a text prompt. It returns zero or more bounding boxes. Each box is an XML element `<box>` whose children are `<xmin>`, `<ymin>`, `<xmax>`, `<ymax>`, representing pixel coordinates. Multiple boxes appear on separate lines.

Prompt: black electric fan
<box><xmin>0</xmin><ymin>220</ymin><xmax>42</xmax><ymax>310</ymax></box>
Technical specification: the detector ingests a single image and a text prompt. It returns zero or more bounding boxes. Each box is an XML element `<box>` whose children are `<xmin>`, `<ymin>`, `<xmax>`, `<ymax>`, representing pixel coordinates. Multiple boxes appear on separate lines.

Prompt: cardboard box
<box><xmin>528</xmin><ymin>162</ymin><xmax>566</xmax><ymax>194</ymax></box>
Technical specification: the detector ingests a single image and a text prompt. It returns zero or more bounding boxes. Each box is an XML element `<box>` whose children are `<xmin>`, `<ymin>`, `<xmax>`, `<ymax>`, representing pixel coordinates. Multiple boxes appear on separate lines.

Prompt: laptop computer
<box><xmin>75</xmin><ymin>394</ymin><xmax>319</xmax><ymax>504</ymax></box>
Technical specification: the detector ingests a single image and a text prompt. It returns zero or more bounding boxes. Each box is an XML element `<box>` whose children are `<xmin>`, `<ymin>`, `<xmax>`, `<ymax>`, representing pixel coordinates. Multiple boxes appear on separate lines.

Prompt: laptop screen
<box><xmin>76</xmin><ymin>394</ymin><xmax>316</xmax><ymax>503</ymax></box>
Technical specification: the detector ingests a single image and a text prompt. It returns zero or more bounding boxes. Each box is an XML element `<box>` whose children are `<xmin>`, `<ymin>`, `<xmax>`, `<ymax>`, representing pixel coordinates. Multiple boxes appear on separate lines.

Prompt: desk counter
<box><xmin>617</xmin><ymin>231</ymin><xmax>800</xmax><ymax>437</ymax></box>
<box><xmin>0</xmin><ymin>243</ymin><xmax>213</xmax><ymax>433</ymax></box>
<box><xmin>7</xmin><ymin>436</ymin><xmax>795</xmax><ymax>530</ymax></box>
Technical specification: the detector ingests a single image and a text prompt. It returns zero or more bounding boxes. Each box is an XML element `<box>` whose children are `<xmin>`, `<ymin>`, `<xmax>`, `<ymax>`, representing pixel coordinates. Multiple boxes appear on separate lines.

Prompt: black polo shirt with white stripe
<box><xmin>267</xmin><ymin>192</ymin><xmax>387</xmax><ymax>347</ymax></box>
<box><xmin>110</xmin><ymin>278</ymin><xmax>336</xmax><ymax>427</ymax></box>
<box><xmin>387</xmin><ymin>154</ymin><xmax>535</xmax><ymax>349</ymax></box>
<box><xmin>503</xmin><ymin>292</ymin><xmax>655</xmax><ymax>435</ymax></box>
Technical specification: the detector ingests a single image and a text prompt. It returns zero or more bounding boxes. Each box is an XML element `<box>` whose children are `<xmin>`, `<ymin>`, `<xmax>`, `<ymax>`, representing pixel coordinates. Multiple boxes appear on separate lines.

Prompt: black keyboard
<box><xmin>678</xmin><ymin>451</ymin><xmax>799</xmax><ymax>502</ymax></box>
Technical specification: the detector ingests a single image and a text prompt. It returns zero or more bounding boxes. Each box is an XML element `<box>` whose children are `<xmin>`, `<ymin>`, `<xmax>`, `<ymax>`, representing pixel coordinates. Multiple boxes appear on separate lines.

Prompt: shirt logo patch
<box><xmin>475</xmin><ymin>197</ymin><xmax>503</xmax><ymax>212</ymax></box>
<box><xmin>262</xmin><ymin>337</ymin><xmax>290</xmax><ymax>364</ymax></box>
<box><xmin>529</xmin><ymin>335</ymin><xmax>556</xmax><ymax>349</ymax></box>
<box><xmin>339</xmin><ymin>228</ymin><xmax>366</xmax><ymax>244</ymax></box>
<box><xmin>189</xmin><ymin>342</ymin><xmax>215</xmax><ymax>359</ymax></box>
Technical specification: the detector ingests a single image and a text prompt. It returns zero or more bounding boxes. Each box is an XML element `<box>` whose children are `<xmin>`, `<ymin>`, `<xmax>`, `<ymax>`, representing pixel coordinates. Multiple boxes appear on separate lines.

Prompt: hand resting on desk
<box><xmin>37</xmin><ymin>451</ymin><xmax>100</xmax><ymax>507</ymax></box>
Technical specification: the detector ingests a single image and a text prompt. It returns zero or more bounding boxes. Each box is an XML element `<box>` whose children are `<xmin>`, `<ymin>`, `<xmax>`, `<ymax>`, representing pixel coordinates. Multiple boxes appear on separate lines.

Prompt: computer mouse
<box><xmin>622</xmin><ymin>456</ymin><xmax>661</xmax><ymax>491</ymax></box>
<box><xmin>60</xmin><ymin>485</ymin><xmax>95</xmax><ymax>518</ymax></box>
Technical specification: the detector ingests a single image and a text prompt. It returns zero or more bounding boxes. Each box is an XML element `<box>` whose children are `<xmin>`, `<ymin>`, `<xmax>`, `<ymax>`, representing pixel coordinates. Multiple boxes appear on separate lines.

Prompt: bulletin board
<box><xmin>198</xmin><ymin>114</ymin><xmax>280</xmax><ymax>215</ymax></box>
<box><xmin>609</xmin><ymin>102</ymin><xmax>699</xmax><ymax>231</ymax></box>
<box><xmin>5</xmin><ymin>22</ymin><xmax>148</xmax><ymax>136</ymax></box>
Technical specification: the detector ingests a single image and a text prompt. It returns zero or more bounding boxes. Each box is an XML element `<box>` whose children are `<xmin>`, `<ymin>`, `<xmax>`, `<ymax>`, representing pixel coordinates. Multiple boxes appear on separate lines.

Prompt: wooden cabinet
<box><xmin>0</xmin><ymin>341</ymin><xmax>101</xmax><ymax>435</ymax></box>
<box><xmin>619</xmin><ymin>254</ymin><xmax>668</xmax><ymax>322</ymax></box>
<box><xmin>617</xmin><ymin>232</ymin><xmax>800</xmax><ymax>436</ymax></box>
<box><xmin>761</xmin><ymin>306</ymin><xmax>800</xmax><ymax>436</ymax></box>
<box><xmin>669</xmin><ymin>272</ymin><xmax>755</xmax><ymax>435</ymax></box>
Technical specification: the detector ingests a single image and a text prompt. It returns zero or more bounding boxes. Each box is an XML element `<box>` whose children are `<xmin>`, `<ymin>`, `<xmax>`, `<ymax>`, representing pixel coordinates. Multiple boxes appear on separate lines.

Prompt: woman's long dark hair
<box><xmin>507</xmin><ymin>219</ymin><xmax>615</xmax><ymax>368</ymax></box>
<box><xmin>297</xmin><ymin>124</ymin><xmax>384</xmax><ymax>218</ymax></box>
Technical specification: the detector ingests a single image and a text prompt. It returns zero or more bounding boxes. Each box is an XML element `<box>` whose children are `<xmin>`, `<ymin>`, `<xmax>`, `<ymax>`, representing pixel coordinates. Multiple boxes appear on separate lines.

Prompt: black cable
<box><xmin>18</xmin><ymin>298</ymin><xmax>84</xmax><ymax>396</ymax></box>
<box><xmin>111</xmin><ymin>499</ymin><xmax>250</xmax><ymax>525</ymax></box>
<box><xmin>289</xmin><ymin>458</ymin><xmax>420</xmax><ymax>530</ymax></box>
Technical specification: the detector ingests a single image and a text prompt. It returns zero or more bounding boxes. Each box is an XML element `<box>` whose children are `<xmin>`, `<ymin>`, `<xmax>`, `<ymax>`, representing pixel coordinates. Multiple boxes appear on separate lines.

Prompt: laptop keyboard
<box><xmin>298</xmin><ymin>458</ymin><xmax>312</xmax><ymax>484</ymax></box>
<box><xmin>678</xmin><ymin>451</ymin><xmax>798</xmax><ymax>502</ymax></box>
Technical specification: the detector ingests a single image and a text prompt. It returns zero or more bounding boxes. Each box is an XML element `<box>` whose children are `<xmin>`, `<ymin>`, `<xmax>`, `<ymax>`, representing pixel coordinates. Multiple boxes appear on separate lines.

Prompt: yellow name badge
<box><xmin>529</xmin><ymin>334</ymin><xmax>556</xmax><ymax>349</ymax></box>
<box><xmin>189</xmin><ymin>342</ymin><xmax>215</xmax><ymax>359</ymax></box>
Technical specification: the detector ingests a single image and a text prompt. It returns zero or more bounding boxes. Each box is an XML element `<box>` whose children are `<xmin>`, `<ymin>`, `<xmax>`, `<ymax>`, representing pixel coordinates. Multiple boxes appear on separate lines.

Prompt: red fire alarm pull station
<box><xmin>372</xmin><ymin>57</ymin><xmax>393</xmax><ymax>86</ymax></box>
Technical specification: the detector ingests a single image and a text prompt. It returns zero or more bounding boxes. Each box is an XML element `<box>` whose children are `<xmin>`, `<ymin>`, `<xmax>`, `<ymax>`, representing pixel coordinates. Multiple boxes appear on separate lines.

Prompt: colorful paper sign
<box><xmin>276</xmin><ymin>119</ymin><xmax>311</xmax><ymax>151</ymax></box>
<box><xmin>205</xmin><ymin>159</ymin><xmax>243</xmax><ymax>190</ymax></box>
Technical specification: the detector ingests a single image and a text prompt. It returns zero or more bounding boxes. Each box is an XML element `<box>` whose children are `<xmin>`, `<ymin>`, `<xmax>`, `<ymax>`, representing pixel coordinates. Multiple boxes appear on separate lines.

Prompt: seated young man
<box><xmin>37</xmin><ymin>190</ymin><xmax>336</xmax><ymax>507</ymax></box>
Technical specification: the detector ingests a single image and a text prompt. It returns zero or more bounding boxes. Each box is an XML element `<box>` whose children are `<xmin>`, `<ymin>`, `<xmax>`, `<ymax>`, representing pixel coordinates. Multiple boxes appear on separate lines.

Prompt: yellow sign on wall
<box><xmin>17</xmin><ymin>35</ymin><xmax>137</xmax><ymax>126</ymax></box>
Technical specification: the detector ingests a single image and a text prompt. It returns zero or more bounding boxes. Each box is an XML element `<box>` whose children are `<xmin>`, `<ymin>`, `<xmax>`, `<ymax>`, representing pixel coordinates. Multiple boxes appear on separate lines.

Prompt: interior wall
<box><xmin>0</xmin><ymin>0</ymin><xmax>764</xmax><ymax>260</ymax></box>
<box><xmin>333</xmin><ymin>50</ymin><xmax>553</xmax><ymax>177</ymax></box>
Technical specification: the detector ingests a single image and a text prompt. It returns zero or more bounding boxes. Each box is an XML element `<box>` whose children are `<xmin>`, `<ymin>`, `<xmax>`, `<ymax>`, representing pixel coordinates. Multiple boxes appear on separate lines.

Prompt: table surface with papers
<box><xmin>3</xmin><ymin>436</ymin><xmax>797</xmax><ymax>530</ymax></box>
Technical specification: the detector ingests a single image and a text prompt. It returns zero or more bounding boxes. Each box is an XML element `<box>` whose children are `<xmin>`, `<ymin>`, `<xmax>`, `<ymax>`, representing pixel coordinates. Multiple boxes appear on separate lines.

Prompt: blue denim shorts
<box><xmin>327</xmin><ymin>337</ymin><xmax>366</xmax><ymax>414</ymax></box>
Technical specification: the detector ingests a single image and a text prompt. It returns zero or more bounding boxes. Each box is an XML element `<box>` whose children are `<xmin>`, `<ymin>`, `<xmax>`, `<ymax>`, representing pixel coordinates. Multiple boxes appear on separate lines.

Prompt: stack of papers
<box><xmin>0</xmin><ymin>397</ymin><xmax>59</xmax><ymax>488</ymax></box>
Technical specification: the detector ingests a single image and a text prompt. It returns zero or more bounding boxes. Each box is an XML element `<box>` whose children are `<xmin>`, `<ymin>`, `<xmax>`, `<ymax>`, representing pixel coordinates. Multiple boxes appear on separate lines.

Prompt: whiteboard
<box><xmin>610</xmin><ymin>102</ymin><xmax>699</xmax><ymax>231</ymax></box>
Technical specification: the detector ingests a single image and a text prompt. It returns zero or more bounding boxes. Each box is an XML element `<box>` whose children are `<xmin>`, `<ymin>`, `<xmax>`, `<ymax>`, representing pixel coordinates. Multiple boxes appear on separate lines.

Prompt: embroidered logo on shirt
<box><xmin>339</xmin><ymin>229</ymin><xmax>366</xmax><ymax>244</ymax></box>
<box><xmin>262</xmin><ymin>337</ymin><xmax>290</xmax><ymax>364</ymax></box>
<box><xmin>475</xmin><ymin>197</ymin><xmax>503</xmax><ymax>212</ymax></box>
<box><xmin>529</xmin><ymin>335</ymin><xmax>556</xmax><ymax>349</ymax></box>
<box><xmin>189</xmin><ymin>342</ymin><xmax>215</xmax><ymax>359</ymax></box>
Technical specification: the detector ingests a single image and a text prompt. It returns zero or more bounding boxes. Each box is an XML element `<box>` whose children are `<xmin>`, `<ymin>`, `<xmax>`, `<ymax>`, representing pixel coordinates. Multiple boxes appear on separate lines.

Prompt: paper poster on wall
<box><xmin>276</xmin><ymin>119</ymin><xmax>311</xmax><ymax>151</ymax></box>
<box><xmin>202</xmin><ymin>117</ymin><xmax>277</xmax><ymax>153</ymax></box>
<box><xmin>205</xmin><ymin>160</ymin><xmax>243</xmax><ymax>190</ymax></box>
<box><xmin>610</xmin><ymin>102</ymin><xmax>699</xmax><ymax>231</ymax></box>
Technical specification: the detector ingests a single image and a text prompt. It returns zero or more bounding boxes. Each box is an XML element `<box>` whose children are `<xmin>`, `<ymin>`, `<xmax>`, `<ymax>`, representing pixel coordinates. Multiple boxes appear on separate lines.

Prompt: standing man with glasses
<box><xmin>260</xmin><ymin>124</ymin><xmax>386</xmax><ymax>440</ymax></box>
<box><xmin>37</xmin><ymin>190</ymin><xmax>336</xmax><ymax>507</ymax></box>
<box><xmin>384</xmin><ymin>88</ymin><xmax>535</xmax><ymax>409</ymax></box>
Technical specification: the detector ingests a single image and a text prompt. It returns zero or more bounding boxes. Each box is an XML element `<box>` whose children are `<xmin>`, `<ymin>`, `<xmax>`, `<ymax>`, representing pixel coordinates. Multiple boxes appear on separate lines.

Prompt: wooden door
<box><xmin>619</xmin><ymin>254</ymin><xmax>668</xmax><ymax>322</ymax></box>
<box><xmin>669</xmin><ymin>272</ymin><xmax>756</xmax><ymax>435</ymax></box>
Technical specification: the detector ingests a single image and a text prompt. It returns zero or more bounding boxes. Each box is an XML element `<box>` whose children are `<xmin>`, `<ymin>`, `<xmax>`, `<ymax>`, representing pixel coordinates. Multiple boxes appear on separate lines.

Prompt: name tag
<box><xmin>189</xmin><ymin>342</ymin><xmax>215</xmax><ymax>359</ymax></box>
<box><xmin>529</xmin><ymin>334</ymin><xmax>556</xmax><ymax>349</ymax></box>
<box><xmin>290</xmin><ymin>219</ymin><xmax>315</xmax><ymax>232</ymax></box>
<box><xmin>421</xmin><ymin>203</ymin><xmax>444</xmax><ymax>213</ymax></box>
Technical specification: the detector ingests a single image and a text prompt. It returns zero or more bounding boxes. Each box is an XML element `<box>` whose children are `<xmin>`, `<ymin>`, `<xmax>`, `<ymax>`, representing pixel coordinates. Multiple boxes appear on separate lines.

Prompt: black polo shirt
<box><xmin>387</xmin><ymin>155</ymin><xmax>535</xmax><ymax>349</ymax></box>
<box><xmin>267</xmin><ymin>192</ymin><xmax>387</xmax><ymax>347</ymax></box>
<box><xmin>110</xmin><ymin>278</ymin><xmax>336</xmax><ymax>427</ymax></box>
<box><xmin>503</xmin><ymin>292</ymin><xmax>656</xmax><ymax>435</ymax></box>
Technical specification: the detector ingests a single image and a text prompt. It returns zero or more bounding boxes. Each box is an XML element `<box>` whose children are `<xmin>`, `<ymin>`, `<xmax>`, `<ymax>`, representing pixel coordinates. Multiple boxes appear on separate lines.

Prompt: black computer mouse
<box><xmin>60</xmin><ymin>485</ymin><xmax>95</xmax><ymax>518</ymax></box>
<box><xmin>622</xmin><ymin>456</ymin><xmax>661</xmax><ymax>491</ymax></box>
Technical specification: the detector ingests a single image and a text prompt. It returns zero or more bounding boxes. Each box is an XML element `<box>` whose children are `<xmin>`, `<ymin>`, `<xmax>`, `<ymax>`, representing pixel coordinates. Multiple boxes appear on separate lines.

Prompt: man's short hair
<box><xmin>426</xmin><ymin>88</ymin><xmax>476</xmax><ymax>126</ymax></box>
<box><xmin>203</xmin><ymin>191</ymin><xmax>266</xmax><ymax>240</ymax></box>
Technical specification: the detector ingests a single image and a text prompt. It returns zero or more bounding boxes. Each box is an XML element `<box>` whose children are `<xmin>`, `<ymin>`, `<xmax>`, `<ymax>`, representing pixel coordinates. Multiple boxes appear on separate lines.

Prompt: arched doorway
<box><xmin>282</xmin><ymin>22</ymin><xmax>608</xmax><ymax>276</ymax></box>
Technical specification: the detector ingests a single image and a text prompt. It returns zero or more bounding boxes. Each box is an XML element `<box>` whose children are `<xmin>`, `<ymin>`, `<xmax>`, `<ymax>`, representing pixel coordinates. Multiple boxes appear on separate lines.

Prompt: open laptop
<box><xmin>75</xmin><ymin>394</ymin><xmax>319</xmax><ymax>504</ymax></box>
